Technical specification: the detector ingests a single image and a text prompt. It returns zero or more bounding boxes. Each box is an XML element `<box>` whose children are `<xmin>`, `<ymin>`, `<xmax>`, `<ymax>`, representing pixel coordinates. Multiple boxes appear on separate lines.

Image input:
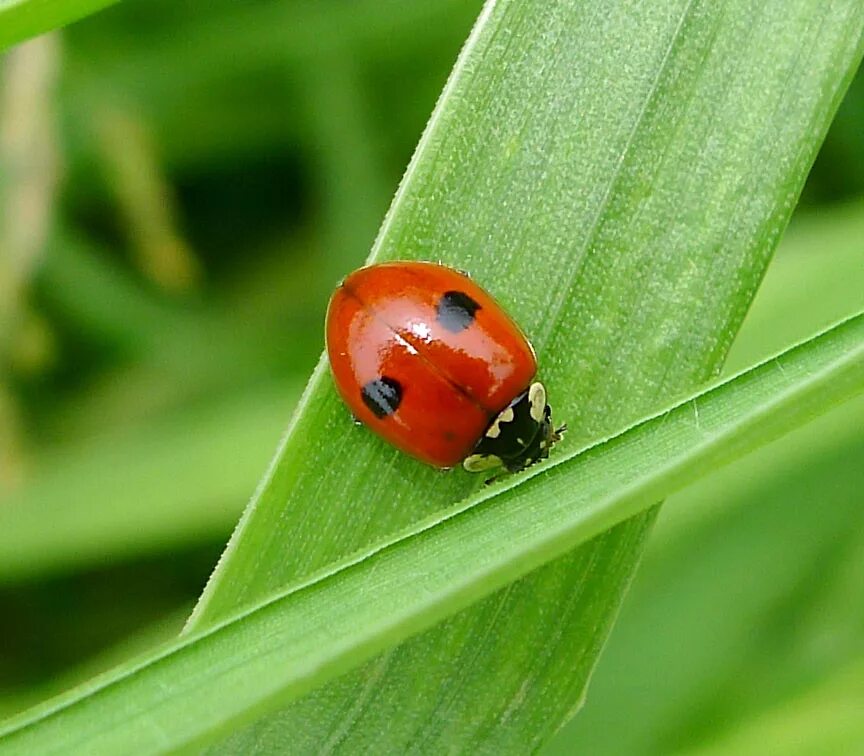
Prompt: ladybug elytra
<box><xmin>325</xmin><ymin>261</ymin><xmax>563</xmax><ymax>473</ymax></box>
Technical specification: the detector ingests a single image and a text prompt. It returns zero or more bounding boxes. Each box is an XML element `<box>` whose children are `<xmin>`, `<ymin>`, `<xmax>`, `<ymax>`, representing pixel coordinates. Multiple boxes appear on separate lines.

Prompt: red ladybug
<box><xmin>326</xmin><ymin>261</ymin><xmax>563</xmax><ymax>473</ymax></box>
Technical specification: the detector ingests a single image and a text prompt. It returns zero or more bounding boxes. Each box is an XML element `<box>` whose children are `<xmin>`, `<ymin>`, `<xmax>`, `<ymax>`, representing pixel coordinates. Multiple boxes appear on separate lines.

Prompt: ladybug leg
<box><xmin>463</xmin><ymin>452</ymin><xmax>504</xmax><ymax>474</ymax></box>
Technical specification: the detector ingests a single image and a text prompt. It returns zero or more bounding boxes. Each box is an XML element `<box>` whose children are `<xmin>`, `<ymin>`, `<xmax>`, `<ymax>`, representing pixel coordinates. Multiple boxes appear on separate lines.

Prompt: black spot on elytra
<box><xmin>436</xmin><ymin>290</ymin><xmax>480</xmax><ymax>333</ymax></box>
<box><xmin>361</xmin><ymin>376</ymin><xmax>402</xmax><ymax>418</ymax></box>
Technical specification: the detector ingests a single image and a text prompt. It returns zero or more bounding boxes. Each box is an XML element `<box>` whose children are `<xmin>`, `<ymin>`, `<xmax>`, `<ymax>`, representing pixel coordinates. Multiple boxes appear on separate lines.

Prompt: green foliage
<box><xmin>549</xmin><ymin>201</ymin><xmax>864</xmax><ymax>754</ymax></box>
<box><xmin>185</xmin><ymin>0</ymin><xmax>864</xmax><ymax>751</ymax></box>
<box><xmin>0</xmin><ymin>0</ymin><xmax>862</xmax><ymax>752</ymax></box>
<box><xmin>0</xmin><ymin>385</ymin><xmax>294</xmax><ymax>581</ymax></box>
<box><xmin>0</xmin><ymin>0</ymin><xmax>117</xmax><ymax>53</ymax></box>
<box><xmin>1</xmin><ymin>312</ymin><xmax>861</xmax><ymax>754</ymax></box>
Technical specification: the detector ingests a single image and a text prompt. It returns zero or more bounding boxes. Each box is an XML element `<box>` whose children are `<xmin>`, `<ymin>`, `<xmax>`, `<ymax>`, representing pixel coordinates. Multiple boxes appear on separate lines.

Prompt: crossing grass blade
<box><xmin>1</xmin><ymin>311</ymin><xmax>862</xmax><ymax>755</ymax></box>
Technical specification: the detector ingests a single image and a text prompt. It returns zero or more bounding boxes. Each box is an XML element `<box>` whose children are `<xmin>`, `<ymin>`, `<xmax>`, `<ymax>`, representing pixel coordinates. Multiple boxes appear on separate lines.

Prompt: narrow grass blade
<box><xmin>554</xmin><ymin>398</ymin><xmax>864</xmax><ymax>754</ymax></box>
<box><xmin>0</xmin><ymin>0</ymin><xmax>117</xmax><ymax>54</ymax></box>
<box><xmin>1</xmin><ymin>312</ymin><xmax>862</xmax><ymax>755</ymax></box>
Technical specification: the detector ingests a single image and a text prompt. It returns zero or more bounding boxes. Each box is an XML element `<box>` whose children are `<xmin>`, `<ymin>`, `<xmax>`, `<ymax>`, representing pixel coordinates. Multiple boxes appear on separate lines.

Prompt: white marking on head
<box><xmin>528</xmin><ymin>382</ymin><xmax>546</xmax><ymax>423</ymax></box>
<box><xmin>463</xmin><ymin>453</ymin><xmax>503</xmax><ymax>473</ymax></box>
<box><xmin>485</xmin><ymin>406</ymin><xmax>515</xmax><ymax>438</ymax></box>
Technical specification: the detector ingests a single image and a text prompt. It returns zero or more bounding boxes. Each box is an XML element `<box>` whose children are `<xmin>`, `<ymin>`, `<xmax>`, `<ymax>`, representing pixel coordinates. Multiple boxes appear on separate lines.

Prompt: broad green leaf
<box><xmin>186</xmin><ymin>0</ymin><xmax>864</xmax><ymax>750</ymax></box>
<box><xmin>0</xmin><ymin>0</ymin><xmax>117</xmax><ymax>54</ymax></box>
<box><xmin>1</xmin><ymin>312</ymin><xmax>862</xmax><ymax>755</ymax></box>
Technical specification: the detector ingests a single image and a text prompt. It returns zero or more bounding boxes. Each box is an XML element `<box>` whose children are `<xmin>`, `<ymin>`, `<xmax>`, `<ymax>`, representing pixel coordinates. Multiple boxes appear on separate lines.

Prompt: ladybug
<box><xmin>325</xmin><ymin>261</ymin><xmax>563</xmax><ymax>473</ymax></box>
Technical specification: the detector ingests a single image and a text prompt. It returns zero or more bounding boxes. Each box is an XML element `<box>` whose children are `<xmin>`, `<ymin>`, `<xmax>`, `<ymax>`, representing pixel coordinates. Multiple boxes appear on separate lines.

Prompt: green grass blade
<box><xmin>553</xmin><ymin>398</ymin><xmax>864</xmax><ymax>754</ymax></box>
<box><xmin>1</xmin><ymin>312</ymin><xmax>862</xmax><ymax>755</ymax></box>
<box><xmin>723</xmin><ymin>199</ymin><xmax>864</xmax><ymax>376</ymax></box>
<box><xmin>0</xmin><ymin>0</ymin><xmax>117</xmax><ymax>53</ymax></box>
<box><xmin>542</xmin><ymin>202</ymin><xmax>864</xmax><ymax>756</ymax></box>
<box><xmin>2</xmin><ymin>196</ymin><xmax>858</xmax><ymax>587</ymax></box>
<box><xmin>549</xmin><ymin>197</ymin><xmax>864</xmax><ymax>752</ymax></box>
<box><xmin>181</xmin><ymin>0</ymin><xmax>864</xmax><ymax>749</ymax></box>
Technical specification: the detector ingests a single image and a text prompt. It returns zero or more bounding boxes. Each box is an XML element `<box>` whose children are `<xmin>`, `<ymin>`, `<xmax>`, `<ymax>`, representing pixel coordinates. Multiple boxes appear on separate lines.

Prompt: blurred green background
<box><xmin>0</xmin><ymin>1</ymin><xmax>862</xmax><ymax>751</ymax></box>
